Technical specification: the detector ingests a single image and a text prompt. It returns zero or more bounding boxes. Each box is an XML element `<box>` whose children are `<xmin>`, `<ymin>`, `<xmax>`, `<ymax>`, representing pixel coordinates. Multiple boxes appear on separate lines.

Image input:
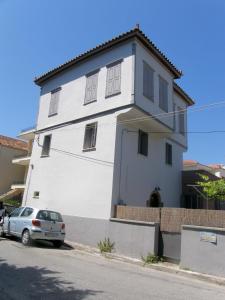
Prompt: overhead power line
<box><xmin>35</xmin><ymin>99</ymin><xmax>225</xmax><ymax>136</ymax></box>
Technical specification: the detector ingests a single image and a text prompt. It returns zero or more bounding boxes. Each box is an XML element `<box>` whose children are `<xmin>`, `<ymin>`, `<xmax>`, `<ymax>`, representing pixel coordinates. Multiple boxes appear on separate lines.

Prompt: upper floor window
<box><xmin>159</xmin><ymin>77</ymin><xmax>168</xmax><ymax>112</ymax></box>
<box><xmin>138</xmin><ymin>130</ymin><xmax>148</xmax><ymax>156</ymax></box>
<box><xmin>105</xmin><ymin>61</ymin><xmax>121</xmax><ymax>97</ymax></box>
<box><xmin>143</xmin><ymin>62</ymin><xmax>154</xmax><ymax>101</ymax></box>
<box><xmin>41</xmin><ymin>135</ymin><xmax>51</xmax><ymax>157</ymax></box>
<box><xmin>49</xmin><ymin>88</ymin><xmax>61</xmax><ymax>117</ymax></box>
<box><xmin>178</xmin><ymin>107</ymin><xmax>185</xmax><ymax>135</ymax></box>
<box><xmin>83</xmin><ymin>122</ymin><xmax>97</xmax><ymax>151</ymax></box>
<box><xmin>84</xmin><ymin>71</ymin><xmax>99</xmax><ymax>104</ymax></box>
<box><xmin>165</xmin><ymin>142</ymin><xmax>172</xmax><ymax>165</ymax></box>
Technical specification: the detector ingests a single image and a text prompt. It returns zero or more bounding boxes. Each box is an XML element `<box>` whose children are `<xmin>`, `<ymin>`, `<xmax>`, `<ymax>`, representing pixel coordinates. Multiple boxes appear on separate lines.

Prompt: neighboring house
<box><xmin>182</xmin><ymin>160</ymin><xmax>225</xmax><ymax>210</ymax></box>
<box><xmin>23</xmin><ymin>27</ymin><xmax>194</xmax><ymax>225</ymax></box>
<box><xmin>11</xmin><ymin>127</ymin><xmax>35</xmax><ymax>198</ymax></box>
<box><xmin>0</xmin><ymin>135</ymin><xmax>28</xmax><ymax>201</ymax></box>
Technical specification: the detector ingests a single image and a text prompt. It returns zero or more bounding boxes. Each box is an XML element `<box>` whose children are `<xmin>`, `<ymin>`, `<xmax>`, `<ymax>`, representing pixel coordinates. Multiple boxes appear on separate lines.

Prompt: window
<box><xmin>84</xmin><ymin>71</ymin><xmax>99</xmax><ymax>104</ymax></box>
<box><xmin>21</xmin><ymin>207</ymin><xmax>34</xmax><ymax>217</ymax></box>
<box><xmin>10</xmin><ymin>207</ymin><xmax>24</xmax><ymax>217</ymax></box>
<box><xmin>105</xmin><ymin>61</ymin><xmax>121</xmax><ymax>97</ymax></box>
<box><xmin>33</xmin><ymin>191</ymin><xmax>40</xmax><ymax>198</ymax></box>
<box><xmin>36</xmin><ymin>210</ymin><xmax>63</xmax><ymax>222</ymax></box>
<box><xmin>159</xmin><ymin>77</ymin><xmax>168</xmax><ymax>112</ymax></box>
<box><xmin>143</xmin><ymin>62</ymin><xmax>154</xmax><ymax>101</ymax></box>
<box><xmin>83</xmin><ymin>122</ymin><xmax>97</xmax><ymax>150</ymax></box>
<box><xmin>49</xmin><ymin>88</ymin><xmax>60</xmax><ymax>116</ymax></box>
<box><xmin>165</xmin><ymin>143</ymin><xmax>172</xmax><ymax>165</ymax></box>
<box><xmin>41</xmin><ymin>135</ymin><xmax>51</xmax><ymax>157</ymax></box>
<box><xmin>138</xmin><ymin>130</ymin><xmax>148</xmax><ymax>156</ymax></box>
<box><xmin>178</xmin><ymin>107</ymin><xmax>185</xmax><ymax>135</ymax></box>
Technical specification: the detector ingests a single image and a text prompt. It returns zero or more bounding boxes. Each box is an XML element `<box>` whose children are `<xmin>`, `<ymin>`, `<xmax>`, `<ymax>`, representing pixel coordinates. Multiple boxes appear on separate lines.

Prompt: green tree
<box><xmin>197</xmin><ymin>174</ymin><xmax>225</xmax><ymax>201</ymax></box>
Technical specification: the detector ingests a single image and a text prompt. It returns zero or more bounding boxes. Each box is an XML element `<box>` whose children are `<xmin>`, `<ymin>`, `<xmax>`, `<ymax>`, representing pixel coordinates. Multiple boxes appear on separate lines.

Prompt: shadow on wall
<box><xmin>0</xmin><ymin>258</ymin><xmax>102</xmax><ymax>300</ymax></box>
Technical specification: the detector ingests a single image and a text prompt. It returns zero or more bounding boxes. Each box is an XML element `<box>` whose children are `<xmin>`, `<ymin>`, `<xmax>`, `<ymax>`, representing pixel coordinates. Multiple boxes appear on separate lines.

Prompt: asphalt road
<box><xmin>0</xmin><ymin>237</ymin><xmax>225</xmax><ymax>300</ymax></box>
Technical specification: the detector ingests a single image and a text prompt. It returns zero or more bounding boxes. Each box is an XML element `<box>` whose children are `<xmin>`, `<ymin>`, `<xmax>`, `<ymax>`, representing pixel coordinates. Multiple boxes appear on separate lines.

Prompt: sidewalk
<box><xmin>65</xmin><ymin>239</ymin><xmax>225</xmax><ymax>287</ymax></box>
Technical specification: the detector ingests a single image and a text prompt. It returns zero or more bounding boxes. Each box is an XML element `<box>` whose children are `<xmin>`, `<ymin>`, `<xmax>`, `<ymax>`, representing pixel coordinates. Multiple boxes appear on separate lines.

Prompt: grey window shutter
<box><xmin>85</xmin><ymin>72</ymin><xmax>98</xmax><ymax>104</ymax></box>
<box><xmin>178</xmin><ymin>107</ymin><xmax>185</xmax><ymax>135</ymax></box>
<box><xmin>106</xmin><ymin>62</ymin><xmax>121</xmax><ymax>97</ymax></box>
<box><xmin>49</xmin><ymin>90</ymin><xmax>60</xmax><ymax>116</ymax></box>
<box><xmin>159</xmin><ymin>77</ymin><xmax>168</xmax><ymax>112</ymax></box>
<box><xmin>83</xmin><ymin>123</ymin><xmax>97</xmax><ymax>150</ymax></box>
<box><xmin>143</xmin><ymin>62</ymin><xmax>154</xmax><ymax>101</ymax></box>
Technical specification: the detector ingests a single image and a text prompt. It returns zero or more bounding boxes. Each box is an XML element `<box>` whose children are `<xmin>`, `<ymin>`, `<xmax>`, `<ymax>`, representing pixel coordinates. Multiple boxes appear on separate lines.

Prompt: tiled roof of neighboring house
<box><xmin>208</xmin><ymin>164</ymin><xmax>225</xmax><ymax>170</ymax></box>
<box><xmin>183</xmin><ymin>160</ymin><xmax>198</xmax><ymax>166</ymax></box>
<box><xmin>173</xmin><ymin>82</ymin><xmax>195</xmax><ymax>106</ymax></box>
<box><xmin>34</xmin><ymin>27</ymin><xmax>182</xmax><ymax>86</ymax></box>
<box><xmin>0</xmin><ymin>135</ymin><xmax>28</xmax><ymax>151</ymax></box>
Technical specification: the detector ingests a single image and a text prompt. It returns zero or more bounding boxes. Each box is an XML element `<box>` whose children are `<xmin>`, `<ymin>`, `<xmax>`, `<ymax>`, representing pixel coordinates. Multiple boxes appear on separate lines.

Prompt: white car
<box><xmin>1</xmin><ymin>206</ymin><xmax>66</xmax><ymax>247</ymax></box>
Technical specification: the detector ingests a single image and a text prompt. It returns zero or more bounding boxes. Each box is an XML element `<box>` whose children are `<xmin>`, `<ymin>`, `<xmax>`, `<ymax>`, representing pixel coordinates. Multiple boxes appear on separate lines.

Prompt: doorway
<box><xmin>149</xmin><ymin>191</ymin><xmax>161</xmax><ymax>207</ymax></box>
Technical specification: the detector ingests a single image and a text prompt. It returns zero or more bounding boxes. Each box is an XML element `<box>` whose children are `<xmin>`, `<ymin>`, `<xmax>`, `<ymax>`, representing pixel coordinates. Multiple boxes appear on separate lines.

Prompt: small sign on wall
<box><xmin>200</xmin><ymin>232</ymin><xmax>217</xmax><ymax>244</ymax></box>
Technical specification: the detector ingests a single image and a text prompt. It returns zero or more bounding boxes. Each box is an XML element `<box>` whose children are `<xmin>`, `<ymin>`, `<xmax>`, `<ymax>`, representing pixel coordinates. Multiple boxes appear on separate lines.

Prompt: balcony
<box><xmin>12</xmin><ymin>154</ymin><xmax>31</xmax><ymax>166</ymax></box>
<box><xmin>117</xmin><ymin>107</ymin><xmax>173</xmax><ymax>136</ymax></box>
<box><xmin>18</xmin><ymin>126</ymin><xmax>36</xmax><ymax>141</ymax></box>
<box><xmin>11</xmin><ymin>181</ymin><xmax>26</xmax><ymax>190</ymax></box>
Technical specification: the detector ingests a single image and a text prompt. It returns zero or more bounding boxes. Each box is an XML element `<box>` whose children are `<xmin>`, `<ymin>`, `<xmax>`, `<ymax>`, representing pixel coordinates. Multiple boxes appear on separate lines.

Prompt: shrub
<box><xmin>98</xmin><ymin>238</ymin><xmax>115</xmax><ymax>253</ymax></box>
<box><xmin>141</xmin><ymin>253</ymin><xmax>164</xmax><ymax>265</ymax></box>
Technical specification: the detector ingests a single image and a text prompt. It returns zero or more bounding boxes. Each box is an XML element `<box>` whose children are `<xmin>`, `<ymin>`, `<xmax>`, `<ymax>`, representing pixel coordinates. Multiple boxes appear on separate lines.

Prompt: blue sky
<box><xmin>0</xmin><ymin>0</ymin><xmax>224</xmax><ymax>164</ymax></box>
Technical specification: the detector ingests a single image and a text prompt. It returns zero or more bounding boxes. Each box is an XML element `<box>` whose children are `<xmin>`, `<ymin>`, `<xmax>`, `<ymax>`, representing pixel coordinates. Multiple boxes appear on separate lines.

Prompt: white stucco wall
<box><xmin>134</xmin><ymin>41</ymin><xmax>188</xmax><ymax>149</ymax></box>
<box><xmin>173</xmin><ymin>92</ymin><xmax>188</xmax><ymax>148</ymax></box>
<box><xmin>0</xmin><ymin>146</ymin><xmax>26</xmax><ymax>194</ymax></box>
<box><xmin>135</xmin><ymin>40</ymin><xmax>174</xmax><ymax>129</ymax></box>
<box><xmin>23</xmin><ymin>113</ymin><xmax>118</xmax><ymax>219</ymax></box>
<box><xmin>111</xmin><ymin>121</ymin><xmax>183</xmax><ymax>209</ymax></box>
<box><xmin>37</xmin><ymin>41</ymin><xmax>134</xmax><ymax>131</ymax></box>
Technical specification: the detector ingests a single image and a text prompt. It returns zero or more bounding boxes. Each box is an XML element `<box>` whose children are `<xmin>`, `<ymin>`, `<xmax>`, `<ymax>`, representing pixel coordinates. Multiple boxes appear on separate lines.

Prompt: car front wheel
<box><xmin>22</xmin><ymin>229</ymin><xmax>32</xmax><ymax>246</ymax></box>
<box><xmin>52</xmin><ymin>240</ymin><xmax>63</xmax><ymax>248</ymax></box>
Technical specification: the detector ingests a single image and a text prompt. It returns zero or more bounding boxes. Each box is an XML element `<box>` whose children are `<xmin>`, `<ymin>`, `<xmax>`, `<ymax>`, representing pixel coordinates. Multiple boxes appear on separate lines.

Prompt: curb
<box><xmin>65</xmin><ymin>240</ymin><xmax>225</xmax><ymax>287</ymax></box>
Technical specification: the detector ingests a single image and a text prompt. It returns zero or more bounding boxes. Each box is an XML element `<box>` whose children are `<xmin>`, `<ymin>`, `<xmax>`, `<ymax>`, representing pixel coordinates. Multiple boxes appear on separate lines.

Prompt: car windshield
<box><xmin>36</xmin><ymin>210</ymin><xmax>63</xmax><ymax>222</ymax></box>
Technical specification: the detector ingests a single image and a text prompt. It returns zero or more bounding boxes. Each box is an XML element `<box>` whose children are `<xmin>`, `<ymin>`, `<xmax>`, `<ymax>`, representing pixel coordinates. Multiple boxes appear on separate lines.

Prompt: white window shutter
<box><xmin>85</xmin><ymin>72</ymin><xmax>98</xmax><ymax>104</ymax></box>
<box><xmin>106</xmin><ymin>62</ymin><xmax>121</xmax><ymax>97</ymax></box>
<box><xmin>49</xmin><ymin>90</ymin><xmax>60</xmax><ymax>116</ymax></box>
<box><xmin>113</xmin><ymin>63</ymin><xmax>121</xmax><ymax>94</ymax></box>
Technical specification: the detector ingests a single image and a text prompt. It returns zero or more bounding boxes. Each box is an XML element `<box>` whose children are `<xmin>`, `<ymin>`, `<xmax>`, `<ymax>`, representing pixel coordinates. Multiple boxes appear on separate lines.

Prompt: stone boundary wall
<box><xmin>180</xmin><ymin>225</ymin><xmax>225</xmax><ymax>277</ymax></box>
<box><xmin>64</xmin><ymin>215</ymin><xmax>159</xmax><ymax>259</ymax></box>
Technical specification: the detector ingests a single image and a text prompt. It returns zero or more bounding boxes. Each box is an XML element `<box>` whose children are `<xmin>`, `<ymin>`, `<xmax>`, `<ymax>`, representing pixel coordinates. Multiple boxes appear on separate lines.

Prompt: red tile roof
<box><xmin>0</xmin><ymin>135</ymin><xmax>28</xmax><ymax>151</ymax></box>
<box><xmin>34</xmin><ymin>27</ymin><xmax>182</xmax><ymax>86</ymax></box>
<box><xmin>208</xmin><ymin>164</ymin><xmax>224</xmax><ymax>170</ymax></box>
<box><xmin>183</xmin><ymin>160</ymin><xmax>198</xmax><ymax>166</ymax></box>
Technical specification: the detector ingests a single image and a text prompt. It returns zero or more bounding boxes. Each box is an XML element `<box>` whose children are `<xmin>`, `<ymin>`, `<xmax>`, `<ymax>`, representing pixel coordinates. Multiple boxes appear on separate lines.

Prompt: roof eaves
<box><xmin>173</xmin><ymin>82</ymin><xmax>195</xmax><ymax>106</ymax></box>
<box><xmin>34</xmin><ymin>28</ymin><xmax>182</xmax><ymax>86</ymax></box>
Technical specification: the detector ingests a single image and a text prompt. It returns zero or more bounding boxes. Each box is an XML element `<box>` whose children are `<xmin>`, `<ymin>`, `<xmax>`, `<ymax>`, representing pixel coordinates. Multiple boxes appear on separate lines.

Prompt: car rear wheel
<box><xmin>52</xmin><ymin>240</ymin><xmax>63</xmax><ymax>248</ymax></box>
<box><xmin>22</xmin><ymin>229</ymin><xmax>32</xmax><ymax>246</ymax></box>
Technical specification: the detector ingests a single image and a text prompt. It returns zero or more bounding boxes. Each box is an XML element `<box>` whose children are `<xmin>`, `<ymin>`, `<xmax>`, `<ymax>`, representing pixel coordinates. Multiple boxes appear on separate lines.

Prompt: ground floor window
<box><xmin>83</xmin><ymin>122</ymin><xmax>97</xmax><ymax>151</ymax></box>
